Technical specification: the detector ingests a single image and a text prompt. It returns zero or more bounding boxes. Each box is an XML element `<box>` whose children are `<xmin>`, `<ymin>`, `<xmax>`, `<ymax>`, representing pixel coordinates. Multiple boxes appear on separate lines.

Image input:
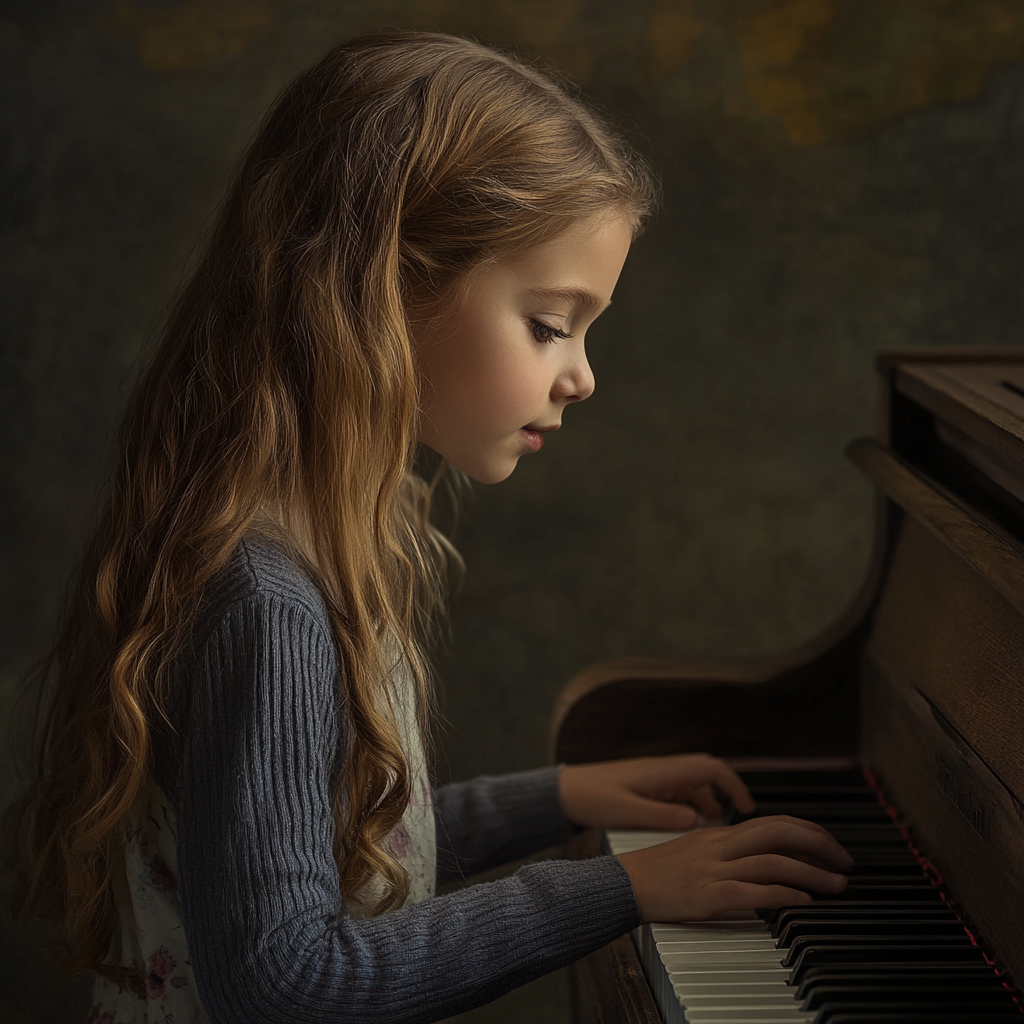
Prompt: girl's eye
<box><xmin>529</xmin><ymin>319</ymin><xmax>573</xmax><ymax>344</ymax></box>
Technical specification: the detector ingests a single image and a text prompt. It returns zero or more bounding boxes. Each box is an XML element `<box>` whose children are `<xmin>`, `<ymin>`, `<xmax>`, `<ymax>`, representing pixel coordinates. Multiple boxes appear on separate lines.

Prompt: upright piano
<box><xmin>553</xmin><ymin>350</ymin><xmax>1024</xmax><ymax>1024</ymax></box>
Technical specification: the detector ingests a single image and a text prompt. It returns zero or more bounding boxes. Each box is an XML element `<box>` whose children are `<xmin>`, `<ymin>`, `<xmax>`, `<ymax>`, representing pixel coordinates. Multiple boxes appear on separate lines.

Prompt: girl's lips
<box><xmin>520</xmin><ymin>424</ymin><xmax>559</xmax><ymax>452</ymax></box>
<box><xmin>520</xmin><ymin>427</ymin><xmax>544</xmax><ymax>452</ymax></box>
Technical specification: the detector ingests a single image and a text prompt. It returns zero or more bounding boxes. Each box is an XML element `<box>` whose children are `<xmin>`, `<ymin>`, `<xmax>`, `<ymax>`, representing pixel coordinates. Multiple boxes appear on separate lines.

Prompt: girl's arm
<box><xmin>433</xmin><ymin>768</ymin><xmax>574</xmax><ymax>884</ymax></box>
<box><xmin>161</xmin><ymin>540</ymin><xmax>848</xmax><ymax>1023</ymax></box>
<box><xmin>161</xmin><ymin>552</ymin><xmax>639</xmax><ymax>1024</ymax></box>
<box><xmin>432</xmin><ymin>746</ymin><xmax>758</xmax><ymax>883</ymax></box>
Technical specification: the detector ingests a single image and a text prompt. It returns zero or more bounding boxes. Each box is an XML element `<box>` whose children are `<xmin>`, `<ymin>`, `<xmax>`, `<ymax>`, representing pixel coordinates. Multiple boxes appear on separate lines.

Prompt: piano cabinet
<box><xmin>554</xmin><ymin>349</ymin><xmax>1024</xmax><ymax>1024</ymax></box>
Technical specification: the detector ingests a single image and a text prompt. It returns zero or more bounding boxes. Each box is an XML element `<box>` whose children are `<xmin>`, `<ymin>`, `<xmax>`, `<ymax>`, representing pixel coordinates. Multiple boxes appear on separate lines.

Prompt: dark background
<box><xmin>2</xmin><ymin>1</ymin><xmax>1023</xmax><ymax>1021</ymax></box>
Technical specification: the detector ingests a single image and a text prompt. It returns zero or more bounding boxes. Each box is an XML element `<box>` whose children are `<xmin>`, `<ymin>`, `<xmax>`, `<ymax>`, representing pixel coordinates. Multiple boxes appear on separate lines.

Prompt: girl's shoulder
<box><xmin>192</xmin><ymin>533</ymin><xmax>332</xmax><ymax>650</ymax></box>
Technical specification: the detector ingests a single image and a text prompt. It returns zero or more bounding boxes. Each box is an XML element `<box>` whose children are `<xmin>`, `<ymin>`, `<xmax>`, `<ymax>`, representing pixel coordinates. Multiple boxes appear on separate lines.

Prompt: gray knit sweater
<box><xmin>150</xmin><ymin>535</ymin><xmax>640</xmax><ymax>1023</ymax></box>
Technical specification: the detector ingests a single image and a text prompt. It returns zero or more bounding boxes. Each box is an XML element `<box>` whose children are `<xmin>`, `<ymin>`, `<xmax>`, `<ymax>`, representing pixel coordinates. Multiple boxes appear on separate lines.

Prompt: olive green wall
<box><xmin>3</xmin><ymin>1</ymin><xmax>1024</xmax><ymax>1021</ymax></box>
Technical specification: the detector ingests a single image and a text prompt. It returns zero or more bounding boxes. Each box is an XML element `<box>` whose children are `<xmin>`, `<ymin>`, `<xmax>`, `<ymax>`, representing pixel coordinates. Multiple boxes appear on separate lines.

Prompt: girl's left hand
<box><xmin>558</xmin><ymin>753</ymin><xmax>756</xmax><ymax>831</ymax></box>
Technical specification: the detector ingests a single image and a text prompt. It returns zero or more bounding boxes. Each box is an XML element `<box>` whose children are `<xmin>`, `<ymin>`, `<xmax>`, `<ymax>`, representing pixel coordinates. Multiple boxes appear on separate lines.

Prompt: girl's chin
<box><xmin>463</xmin><ymin>463</ymin><xmax>518</xmax><ymax>485</ymax></box>
<box><xmin>419</xmin><ymin>440</ymin><xmax>521</xmax><ymax>484</ymax></box>
<box><xmin>458</xmin><ymin>454</ymin><xmax>520</xmax><ymax>485</ymax></box>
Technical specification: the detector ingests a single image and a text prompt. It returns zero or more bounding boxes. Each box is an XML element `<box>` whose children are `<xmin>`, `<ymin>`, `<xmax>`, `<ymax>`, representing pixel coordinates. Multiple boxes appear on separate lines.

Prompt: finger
<box><xmin>688</xmin><ymin>785</ymin><xmax>725</xmax><ymax>821</ymax></box>
<box><xmin>706</xmin><ymin>880</ymin><xmax>815</xmax><ymax>916</ymax></box>
<box><xmin>726</xmin><ymin>853</ymin><xmax>849</xmax><ymax>895</ymax></box>
<box><xmin>730</xmin><ymin>814</ymin><xmax>836</xmax><ymax>839</ymax></box>
<box><xmin>720</xmin><ymin>817</ymin><xmax>854</xmax><ymax>871</ymax></box>
<box><xmin>705</xmin><ymin>761</ymin><xmax>756</xmax><ymax>814</ymax></box>
<box><xmin>610</xmin><ymin>793</ymin><xmax>700</xmax><ymax>831</ymax></box>
<box><xmin>654</xmin><ymin>756</ymin><xmax>754</xmax><ymax>813</ymax></box>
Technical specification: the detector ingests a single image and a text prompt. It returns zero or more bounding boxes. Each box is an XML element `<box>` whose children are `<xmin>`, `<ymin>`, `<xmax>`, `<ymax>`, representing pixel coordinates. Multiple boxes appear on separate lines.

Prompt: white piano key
<box><xmin>657</xmin><ymin>939</ymin><xmax>779</xmax><ymax>952</ymax></box>
<box><xmin>672</xmin><ymin>981</ymin><xmax>795</xmax><ymax>997</ymax></box>
<box><xmin>660</xmin><ymin>948</ymin><xmax>785</xmax><ymax>964</ymax></box>
<box><xmin>606</xmin><ymin>828</ymin><xmax>806</xmax><ymax>1024</ymax></box>
<box><xmin>684</xmin><ymin>1011</ymin><xmax>811</xmax><ymax>1019</ymax></box>
<box><xmin>667</xmin><ymin>963</ymin><xmax>790</xmax><ymax>976</ymax></box>
<box><xmin>682</xmin><ymin>995</ymin><xmax>803</xmax><ymax>1008</ymax></box>
<box><xmin>606</xmin><ymin>829</ymin><xmax>691</xmax><ymax>852</ymax></box>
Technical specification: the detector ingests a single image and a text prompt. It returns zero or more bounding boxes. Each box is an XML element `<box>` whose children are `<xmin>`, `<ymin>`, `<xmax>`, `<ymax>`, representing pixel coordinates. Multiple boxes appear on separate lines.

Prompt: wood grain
<box><xmin>865</xmin><ymin>519</ymin><xmax>1024</xmax><ymax>990</ymax></box>
<box><xmin>847</xmin><ymin>437</ymin><xmax>1024</xmax><ymax>618</ymax></box>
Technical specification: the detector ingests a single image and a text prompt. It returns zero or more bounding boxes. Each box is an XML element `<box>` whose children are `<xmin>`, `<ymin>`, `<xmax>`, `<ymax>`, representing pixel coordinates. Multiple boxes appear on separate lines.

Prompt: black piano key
<box><xmin>816</xmin><ymin>1011</ymin><xmax>1024</xmax><ymax>1024</ymax></box>
<box><xmin>827</xmin><ymin>831</ymin><xmax>910</xmax><ymax>845</ymax></box>
<box><xmin>843</xmin><ymin>872</ymin><xmax>932</xmax><ymax>883</ymax></box>
<box><xmin>770</xmin><ymin>906</ymin><xmax>960</xmax><ymax>938</ymax></box>
<box><xmin>740</xmin><ymin>768</ymin><xmax>867</xmax><ymax>786</ymax></box>
<box><xmin>803</xmin><ymin>984</ymin><xmax>1021</xmax><ymax>1010</ymax></box>
<box><xmin>782</xmin><ymin>934</ymin><xmax>973</xmax><ymax>969</ymax></box>
<box><xmin>843</xmin><ymin>847</ymin><xmax>921</xmax><ymax>861</ymax></box>
<box><xmin>729</xmin><ymin>767</ymin><xmax>1020</xmax><ymax>1019</ymax></box>
<box><xmin>795</xmin><ymin>963</ymin><xmax>1005</xmax><ymax>1000</ymax></box>
<box><xmin>822</xmin><ymin>1017</ymin><xmax>1024</xmax><ymax>1024</ymax></box>
<box><xmin>789</xmin><ymin>946</ymin><xmax>989</xmax><ymax>986</ymax></box>
<box><xmin>763</xmin><ymin>896</ymin><xmax>945</xmax><ymax>927</ymax></box>
<box><xmin>754</xmin><ymin>802</ymin><xmax>892</xmax><ymax>822</ymax></box>
<box><xmin>778</xmin><ymin>918</ymin><xmax>972</xmax><ymax>945</ymax></box>
<box><xmin>843</xmin><ymin>864</ymin><xmax>926</xmax><ymax>877</ymax></box>
<box><xmin>808</xmin><ymin>883</ymin><xmax>945</xmax><ymax>901</ymax></box>
<box><xmin>767</xmin><ymin>901</ymin><xmax>953</xmax><ymax>931</ymax></box>
<box><xmin>747</xmin><ymin>784</ymin><xmax>878</xmax><ymax>803</ymax></box>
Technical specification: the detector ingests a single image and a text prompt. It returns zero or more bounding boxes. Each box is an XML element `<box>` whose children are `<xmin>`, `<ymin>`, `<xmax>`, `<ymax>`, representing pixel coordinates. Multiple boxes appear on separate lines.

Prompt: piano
<box><xmin>553</xmin><ymin>350</ymin><xmax>1024</xmax><ymax>1024</ymax></box>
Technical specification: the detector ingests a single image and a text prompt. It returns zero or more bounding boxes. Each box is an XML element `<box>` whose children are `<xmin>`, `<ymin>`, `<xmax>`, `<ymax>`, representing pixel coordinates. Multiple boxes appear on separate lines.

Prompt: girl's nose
<box><xmin>554</xmin><ymin>349</ymin><xmax>595</xmax><ymax>404</ymax></box>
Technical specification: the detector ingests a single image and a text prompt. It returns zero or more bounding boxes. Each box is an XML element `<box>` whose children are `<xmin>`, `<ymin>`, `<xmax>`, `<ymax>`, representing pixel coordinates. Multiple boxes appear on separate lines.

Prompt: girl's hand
<box><xmin>617</xmin><ymin>815</ymin><xmax>854</xmax><ymax>921</ymax></box>
<box><xmin>558</xmin><ymin>753</ymin><xmax>756</xmax><ymax>830</ymax></box>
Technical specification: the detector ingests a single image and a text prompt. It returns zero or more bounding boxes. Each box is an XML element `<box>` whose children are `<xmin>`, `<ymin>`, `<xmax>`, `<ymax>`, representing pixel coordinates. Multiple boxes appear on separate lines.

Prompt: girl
<box><xmin>8</xmin><ymin>31</ymin><xmax>851</xmax><ymax>1024</ymax></box>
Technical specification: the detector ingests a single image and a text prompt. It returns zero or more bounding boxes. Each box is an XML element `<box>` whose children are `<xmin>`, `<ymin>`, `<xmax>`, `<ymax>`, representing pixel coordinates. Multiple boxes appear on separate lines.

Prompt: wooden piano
<box><xmin>553</xmin><ymin>350</ymin><xmax>1024</xmax><ymax>1024</ymax></box>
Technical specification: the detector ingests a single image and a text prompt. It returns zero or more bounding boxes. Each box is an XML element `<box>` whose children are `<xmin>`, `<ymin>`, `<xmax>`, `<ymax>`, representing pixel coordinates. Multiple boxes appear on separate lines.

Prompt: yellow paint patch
<box><xmin>111</xmin><ymin>0</ymin><xmax>275</xmax><ymax>72</ymax></box>
<box><xmin>646</xmin><ymin>0</ymin><xmax>704</xmax><ymax>81</ymax></box>
<box><xmin>738</xmin><ymin>0</ymin><xmax>834</xmax><ymax>72</ymax></box>
<box><xmin>733</xmin><ymin>0</ymin><xmax>1024</xmax><ymax>146</ymax></box>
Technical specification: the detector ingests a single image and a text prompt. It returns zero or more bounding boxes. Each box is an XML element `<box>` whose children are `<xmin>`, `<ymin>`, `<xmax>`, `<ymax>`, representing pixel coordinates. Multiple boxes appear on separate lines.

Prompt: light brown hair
<box><xmin>7</xmin><ymin>30</ymin><xmax>657</xmax><ymax>980</ymax></box>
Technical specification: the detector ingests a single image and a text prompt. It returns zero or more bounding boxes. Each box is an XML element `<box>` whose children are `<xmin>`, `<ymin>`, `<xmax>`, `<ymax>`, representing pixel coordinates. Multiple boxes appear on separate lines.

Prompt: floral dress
<box><xmin>85</xmin><ymin>663</ymin><xmax>436</xmax><ymax>1024</ymax></box>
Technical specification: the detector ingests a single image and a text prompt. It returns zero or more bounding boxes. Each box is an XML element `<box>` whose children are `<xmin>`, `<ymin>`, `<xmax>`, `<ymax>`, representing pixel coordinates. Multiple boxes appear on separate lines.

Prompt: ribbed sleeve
<box><xmin>157</xmin><ymin>538</ymin><xmax>640</xmax><ymax>1024</ymax></box>
<box><xmin>434</xmin><ymin>767</ymin><xmax>575</xmax><ymax>884</ymax></box>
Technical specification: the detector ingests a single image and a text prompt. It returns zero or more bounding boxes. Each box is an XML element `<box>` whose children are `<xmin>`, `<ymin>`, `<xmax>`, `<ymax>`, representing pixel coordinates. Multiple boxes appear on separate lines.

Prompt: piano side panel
<box><xmin>864</xmin><ymin>514</ymin><xmax>1024</xmax><ymax>989</ymax></box>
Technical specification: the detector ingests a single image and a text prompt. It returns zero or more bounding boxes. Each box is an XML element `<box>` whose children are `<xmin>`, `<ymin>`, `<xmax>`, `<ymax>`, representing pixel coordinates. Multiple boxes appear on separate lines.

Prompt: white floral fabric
<box><xmin>85</xmin><ymin>782</ymin><xmax>202</xmax><ymax>1024</ymax></box>
<box><xmin>85</xmin><ymin>659</ymin><xmax>436</xmax><ymax>1024</ymax></box>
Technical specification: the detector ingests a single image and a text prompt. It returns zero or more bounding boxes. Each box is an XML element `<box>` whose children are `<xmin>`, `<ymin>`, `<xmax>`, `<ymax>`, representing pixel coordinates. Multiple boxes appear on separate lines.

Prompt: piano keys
<box><xmin>554</xmin><ymin>351</ymin><xmax>1024</xmax><ymax>1023</ymax></box>
<box><xmin>605</xmin><ymin>765</ymin><xmax>1021</xmax><ymax>1024</ymax></box>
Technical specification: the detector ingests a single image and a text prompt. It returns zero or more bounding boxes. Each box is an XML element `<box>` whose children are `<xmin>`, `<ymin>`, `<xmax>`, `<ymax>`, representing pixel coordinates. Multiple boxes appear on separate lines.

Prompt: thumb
<box><xmin>618</xmin><ymin>794</ymin><xmax>699</xmax><ymax>831</ymax></box>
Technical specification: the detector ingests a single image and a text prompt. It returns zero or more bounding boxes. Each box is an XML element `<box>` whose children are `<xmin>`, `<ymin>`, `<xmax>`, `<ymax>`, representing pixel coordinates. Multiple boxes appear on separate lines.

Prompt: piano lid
<box><xmin>895</xmin><ymin>361</ymin><xmax>1024</xmax><ymax>458</ymax></box>
<box><xmin>894</xmin><ymin>359</ymin><xmax>1024</xmax><ymax>491</ymax></box>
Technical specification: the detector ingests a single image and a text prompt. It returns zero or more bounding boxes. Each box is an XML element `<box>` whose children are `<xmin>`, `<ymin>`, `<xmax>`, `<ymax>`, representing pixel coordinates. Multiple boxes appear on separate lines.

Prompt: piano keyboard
<box><xmin>605</xmin><ymin>767</ymin><xmax>1022</xmax><ymax>1024</ymax></box>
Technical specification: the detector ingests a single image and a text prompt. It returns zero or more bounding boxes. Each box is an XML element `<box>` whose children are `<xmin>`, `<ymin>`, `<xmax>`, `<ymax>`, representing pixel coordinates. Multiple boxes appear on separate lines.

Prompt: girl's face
<box><xmin>414</xmin><ymin>212</ymin><xmax>632</xmax><ymax>484</ymax></box>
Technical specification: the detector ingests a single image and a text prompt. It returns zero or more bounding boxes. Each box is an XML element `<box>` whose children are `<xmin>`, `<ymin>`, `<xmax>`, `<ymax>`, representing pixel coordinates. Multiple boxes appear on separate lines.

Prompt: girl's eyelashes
<box><xmin>528</xmin><ymin>319</ymin><xmax>573</xmax><ymax>344</ymax></box>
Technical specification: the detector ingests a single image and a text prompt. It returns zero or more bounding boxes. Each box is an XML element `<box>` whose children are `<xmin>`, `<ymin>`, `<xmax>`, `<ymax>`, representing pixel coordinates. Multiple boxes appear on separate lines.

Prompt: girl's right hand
<box><xmin>616</xmin><ymin>815</ymin><xmax>854</xmax><ymax>922</ymax></box>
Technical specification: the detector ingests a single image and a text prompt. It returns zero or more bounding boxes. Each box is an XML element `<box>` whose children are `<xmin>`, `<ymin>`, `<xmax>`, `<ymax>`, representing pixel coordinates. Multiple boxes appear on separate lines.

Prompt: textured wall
<box><xmin>3</xmin><ymin>1</ymin><xmax>1024</xmax><ymax>1021</ymax></box>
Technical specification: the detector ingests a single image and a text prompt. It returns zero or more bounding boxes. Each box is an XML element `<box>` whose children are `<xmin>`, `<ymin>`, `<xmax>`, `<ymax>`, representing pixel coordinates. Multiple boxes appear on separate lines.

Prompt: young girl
<box><xmin>9</xmin><ymin>31</ymin><xmax>851</xmax><ymax>1023</ymax></box>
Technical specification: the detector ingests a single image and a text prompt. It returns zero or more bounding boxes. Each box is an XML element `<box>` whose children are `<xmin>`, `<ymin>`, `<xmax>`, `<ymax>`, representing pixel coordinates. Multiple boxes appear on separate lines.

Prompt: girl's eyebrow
<box><xmin>524</xmin><ymin>286</ymin><xmax>611</xmax><ymax>313</ymax></box>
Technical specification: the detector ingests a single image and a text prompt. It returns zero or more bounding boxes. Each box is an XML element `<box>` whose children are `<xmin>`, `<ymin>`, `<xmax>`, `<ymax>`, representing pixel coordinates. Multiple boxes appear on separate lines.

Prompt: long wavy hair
<box><xmin>7</xmin><ymin>30</ymin><xmax>657</xmax><ymax>980</ymax></box>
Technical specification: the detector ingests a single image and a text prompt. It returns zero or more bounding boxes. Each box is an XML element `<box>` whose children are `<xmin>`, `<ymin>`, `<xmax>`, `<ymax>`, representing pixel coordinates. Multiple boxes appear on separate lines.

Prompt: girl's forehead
<box><xmin>470</xmin><ymin>213</ymin><xmax>632</xmax><ymax>302</ymax></box>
